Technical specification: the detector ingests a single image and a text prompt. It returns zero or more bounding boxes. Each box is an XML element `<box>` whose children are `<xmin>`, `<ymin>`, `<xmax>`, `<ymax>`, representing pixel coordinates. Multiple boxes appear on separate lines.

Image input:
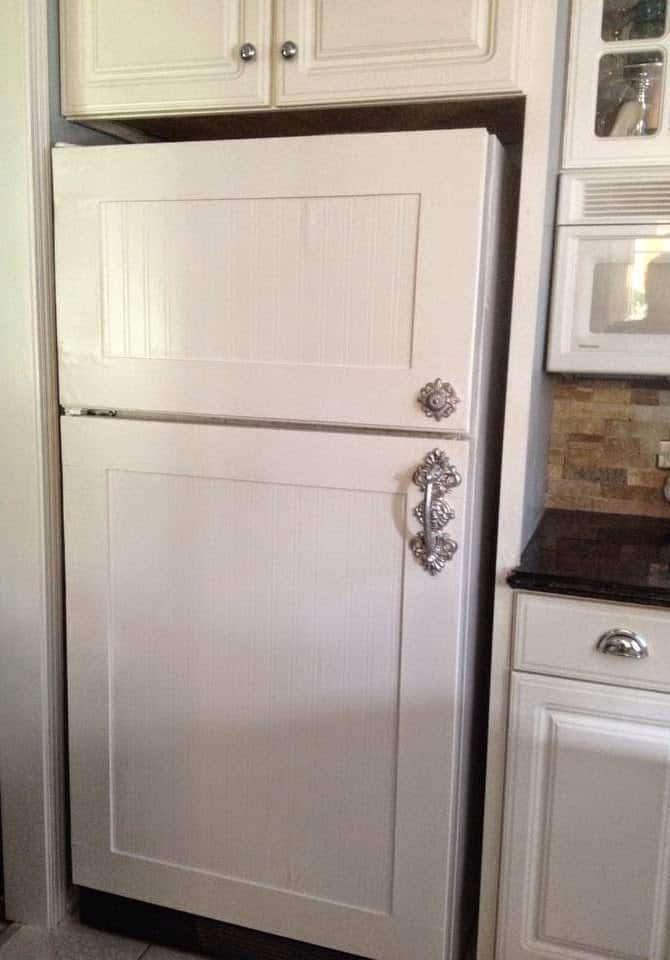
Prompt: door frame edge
<box><xmin>0</xmin><ymin>0</ymin><xmax>69</xmax><ymax>928</ymax></box>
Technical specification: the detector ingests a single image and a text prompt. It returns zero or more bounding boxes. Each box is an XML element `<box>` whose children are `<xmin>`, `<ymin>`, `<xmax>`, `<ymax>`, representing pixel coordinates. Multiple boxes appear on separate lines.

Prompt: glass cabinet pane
<box><xmin>595</xmin><ymin>50</ymin><xmax>664</xmax><ymax>136</ymax></box>
<box><xmin>590</xmin><ymin>237</ymin><xmax>670</xmax><ymax>334</ymax></box>
<box><xmin>602</xmin><ymin>1</ymin><xmax>667</xmax><ymax>42</ymax></box>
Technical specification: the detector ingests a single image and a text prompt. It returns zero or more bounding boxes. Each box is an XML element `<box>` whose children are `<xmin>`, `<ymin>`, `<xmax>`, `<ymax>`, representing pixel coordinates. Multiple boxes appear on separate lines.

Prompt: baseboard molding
<box><xmin>79</xmin><ymin>888</ymin><xmax>368</xmax><ymax>960</ymax></box>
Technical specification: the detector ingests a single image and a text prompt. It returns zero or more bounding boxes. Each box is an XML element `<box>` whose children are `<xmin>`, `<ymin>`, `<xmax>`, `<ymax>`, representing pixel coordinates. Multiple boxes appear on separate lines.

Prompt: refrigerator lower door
<box><xmin>62</xmin><ymin>415</ymin><xmax>469</xmax><ymax>960</ymax></box>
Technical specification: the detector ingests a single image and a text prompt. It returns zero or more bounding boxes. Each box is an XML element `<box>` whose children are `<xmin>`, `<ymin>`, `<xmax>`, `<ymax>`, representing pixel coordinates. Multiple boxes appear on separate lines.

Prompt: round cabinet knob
<box><xmin>281</xmin><ymin>40</ymin><xmax>298</xmax><ymax>60</ymax></box>
<box><xmin>239</xmin><ymin>42</ymin><xmax>257</xmax><ymax>62</ymax></box>
<box><xmin>417</xmin><ymin>378</ymin><xmax>460</xmax><ymax>421</ymax></box>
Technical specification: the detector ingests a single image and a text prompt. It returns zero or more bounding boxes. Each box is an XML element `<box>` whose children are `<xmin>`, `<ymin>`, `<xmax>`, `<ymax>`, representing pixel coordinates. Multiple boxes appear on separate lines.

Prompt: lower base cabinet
<box><xmin>497</xmin><ymin>671</ymin><xmax>670</xmax><ymax>960</ymax></box>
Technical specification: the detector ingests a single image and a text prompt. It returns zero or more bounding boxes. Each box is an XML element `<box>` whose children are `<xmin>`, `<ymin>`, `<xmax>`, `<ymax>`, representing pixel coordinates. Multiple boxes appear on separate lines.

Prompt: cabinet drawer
<box><xmin>514</xmin><ymin>592</ymin><xmax>670</xmax><ymax>692</ymax></box>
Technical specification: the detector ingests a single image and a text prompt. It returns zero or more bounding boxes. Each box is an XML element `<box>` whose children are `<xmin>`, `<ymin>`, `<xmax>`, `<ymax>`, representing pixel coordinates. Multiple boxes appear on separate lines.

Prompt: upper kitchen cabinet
<box><xmin>564</xmin><ymin>0</ymin><xmax>670</xmax><ymax>167</ymax></box>
<box><xmin>60</xmin><ymin>1</ymin><xmax>531</xmax><ymax>120</ymax></box>
<box><xmin>272</xmin><ymin>0</ymin><xmax>530</xmax><ymax>107</ymax></box>
<box><xmin>60</xmin><ymin>1</ymin><xmax>273</xmax><ymax>118</ymax></box>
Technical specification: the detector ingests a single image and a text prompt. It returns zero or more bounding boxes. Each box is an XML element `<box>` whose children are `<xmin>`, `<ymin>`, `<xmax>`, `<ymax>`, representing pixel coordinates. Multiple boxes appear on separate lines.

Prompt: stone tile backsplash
<box><xmin>547</xmin><ymin>379</ymin><xmax>670</xmax><ymax>518</ymax></box>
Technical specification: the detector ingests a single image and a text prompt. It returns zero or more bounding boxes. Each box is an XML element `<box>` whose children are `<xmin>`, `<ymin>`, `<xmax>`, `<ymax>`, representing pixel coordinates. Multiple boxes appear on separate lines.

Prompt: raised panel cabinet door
<box><xmin>497</xmin><ymin>673</ymin><xmax>670</xmax><ymax>960</ymax></box>
<box><xmin>274</xmin><ymin>0</ymin><xmax>530</xmax><ymax>105</ymax></box>
<box><xmin>62</xmin><ymin>416</ymin><xmax>470</xmax><ymax>960</ymax></box>
<box><xmin>60</xmin><ymin>0</ymin><xmax>272</xmax><ymax>117</ymax></box>
<box><xmin>54</xmin><ymin>130</ymin><xmax>501</xmax><ymax>433</ymax></box>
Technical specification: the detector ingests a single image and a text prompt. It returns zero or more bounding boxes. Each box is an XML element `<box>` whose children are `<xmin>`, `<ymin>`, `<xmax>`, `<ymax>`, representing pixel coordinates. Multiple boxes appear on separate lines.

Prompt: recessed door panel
<box><xmin>62</xmin><ymin>416</ymin><xmax>469</xmax><ymax>960</ymax></box>
<box><xmin>100</xmin><ymin>193</ymin><xmax>418</xmax><ymax>369</ymax></box>
<box><xmin>53</xmin><ymin>130</ymin><xmax>498</xmax><ymax>432</ymax></box>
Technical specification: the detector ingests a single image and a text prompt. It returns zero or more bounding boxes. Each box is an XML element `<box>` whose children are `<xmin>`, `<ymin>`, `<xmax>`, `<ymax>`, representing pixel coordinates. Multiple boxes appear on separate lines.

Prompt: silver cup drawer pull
<box><xmin>596</xmin><ymin>628</ymin><xmax>649</xmax><ymax>660</ymax></box>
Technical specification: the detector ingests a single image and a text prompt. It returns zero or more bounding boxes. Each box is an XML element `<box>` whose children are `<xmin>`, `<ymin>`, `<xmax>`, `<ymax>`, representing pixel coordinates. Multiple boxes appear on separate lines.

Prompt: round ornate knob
<box><xmin>418</xmin><ymin>378</ymin><xmax>460</xmax><ymax>421</ymax></box>
<box><xmin>239</xmin><ymin>42</ymin><xmax>257</xmax><ymax>62</ymax></box>
<box><xmin>281</xmin><ymin>40</ymin><xmax>299</xmax><ymax>60</ymax></box>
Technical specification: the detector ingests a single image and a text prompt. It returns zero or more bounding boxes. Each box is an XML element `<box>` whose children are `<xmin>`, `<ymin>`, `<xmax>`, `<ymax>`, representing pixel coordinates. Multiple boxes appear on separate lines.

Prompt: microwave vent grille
<box><xmin>582</xmin><ymin>178</ymin><xmax>670</xmax><ymax>221</ymax></box>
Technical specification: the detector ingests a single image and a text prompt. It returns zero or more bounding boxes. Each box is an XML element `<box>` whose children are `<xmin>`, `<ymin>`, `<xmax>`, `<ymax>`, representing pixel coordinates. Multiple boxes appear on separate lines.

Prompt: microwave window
<box><xmin>591</xmin><ymin>239</ymin><xmax>670</xmax><ymax>334</ymax></box>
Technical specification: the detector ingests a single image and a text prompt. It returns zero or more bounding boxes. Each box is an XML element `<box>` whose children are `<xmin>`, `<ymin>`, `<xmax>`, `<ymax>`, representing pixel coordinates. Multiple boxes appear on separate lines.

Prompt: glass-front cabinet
<box><xmin>564</xmin><ymin>1</ymin><xmax>670</xmax><ymax>166</ymax></box>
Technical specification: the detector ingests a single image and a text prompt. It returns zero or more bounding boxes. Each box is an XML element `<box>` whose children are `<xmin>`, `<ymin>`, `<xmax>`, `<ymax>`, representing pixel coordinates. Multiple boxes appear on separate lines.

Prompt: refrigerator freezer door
<box><xmin>53</xmin><ymin>129</ymin><xmax>499</xmax><ymax>433</ymax></box>
<box><xmin>62</xmin><ymin>415</ymin><xmax>469</xmax><ymax>960</ymax></box>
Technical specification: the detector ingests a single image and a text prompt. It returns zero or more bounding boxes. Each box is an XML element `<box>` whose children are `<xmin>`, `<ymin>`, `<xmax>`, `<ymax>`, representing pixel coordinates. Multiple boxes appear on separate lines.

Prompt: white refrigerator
<box><xmin>54</xmin><ymin>129</ymin><xmax>510</xmax><ymax>960</ymax></box>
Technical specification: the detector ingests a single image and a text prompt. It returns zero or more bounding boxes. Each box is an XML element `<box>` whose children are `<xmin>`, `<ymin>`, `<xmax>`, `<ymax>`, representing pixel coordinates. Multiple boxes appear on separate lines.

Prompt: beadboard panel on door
<box><xmin>274</xmin><ymin>0</ymin><xmax>529</xmax><ymax>105</ymax></box>
<box><xmin>497</xmin><ymin>673</ymin><xmax>670</xmax><ymax>960</ymax></box>
<box><xmin>60</xmin><ymin>0</ymin><xmax>272</xmax><ymax>117</ymax></box>
<box><xmin>53</xmin><ymin>130</ymin><xmax>502</xmax><ymax>433</ymax></box>
<box><xmin>100</xmin><ymin>193</ymin><xmax>419</xmax><ymax>368</ymax></box>
<box><xmin>62</xmin><ymin>416</ymin><xmax>469</xmax><ymax>960</ymax></box>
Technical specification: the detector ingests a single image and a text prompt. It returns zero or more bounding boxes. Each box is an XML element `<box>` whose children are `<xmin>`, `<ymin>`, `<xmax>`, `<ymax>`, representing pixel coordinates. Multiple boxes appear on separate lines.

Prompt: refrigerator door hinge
<box><xmin>62</xmin><ymin>406</ymin><xmax>118</xmax><ymax>418</ymax></box>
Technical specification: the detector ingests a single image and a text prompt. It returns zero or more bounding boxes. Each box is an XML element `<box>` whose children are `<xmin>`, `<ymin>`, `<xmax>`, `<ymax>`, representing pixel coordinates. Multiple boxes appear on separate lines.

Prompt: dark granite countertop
<box><xmin>508</xmin><ymin>508</ymin><xmax>670</xmax><ymax>608</ymax></box>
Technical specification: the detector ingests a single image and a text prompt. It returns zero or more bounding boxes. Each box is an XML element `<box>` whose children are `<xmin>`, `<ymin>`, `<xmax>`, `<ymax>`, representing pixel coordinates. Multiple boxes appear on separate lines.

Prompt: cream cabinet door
<box><xmin>497</xmin><ymin>673</ymin><xmax>670</xmax><ymax>960</ymax></box>
<box><xmin>60</xmin><ymin>1</ymin><xmax>272</xmax><ymax>118</ymax></box>
<box><xmin>62</xmin><ymin>416</ymin><xmax>469</xmax><ymax>960</ymax></box>
<box><xmin>274</xmin><ymin>0</ymin><xmax>529</xmax><ymax>106</ymax></box>
<box><xmin>54</xmin><ymin>130</ymin><xmax>501</xmax><ymax>433</ymax></box>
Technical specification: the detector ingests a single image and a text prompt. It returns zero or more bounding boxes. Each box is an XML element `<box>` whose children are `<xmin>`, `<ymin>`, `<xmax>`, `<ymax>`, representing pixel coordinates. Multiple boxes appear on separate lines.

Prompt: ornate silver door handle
<box><xmin>596</xmin><ymin>628</ymin><xmax>649</xmax><ymax>659</ymax></box>
<box><xmin>410</xmin><ymin>450</ymin><xmax>460</xmax><ymax>576</ymax></box>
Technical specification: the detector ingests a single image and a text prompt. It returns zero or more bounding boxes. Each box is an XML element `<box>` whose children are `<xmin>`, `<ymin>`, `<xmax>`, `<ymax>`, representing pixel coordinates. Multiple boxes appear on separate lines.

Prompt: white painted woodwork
<box><xmin>547</xmin><ymin>223</ymin><xmax>670</xmax><ymax>375</ymax></box>
<box><xmin>497</xmin><ymin>672</ymin><xmax>670</xmax><ymax>960</ymax></box>
<box><xmin>62</xmin><ymin>415</ymin><xmax>470</xmax><ymax>960</ymax></box>
<box><xmin>60</xmin><ymin>1</ymin><xmax>273</xmax><ymax>117</ymax></box>
<box><xmin>274</xmin><ymin>0</ymin><xmax>531</xmax><ymax>105</ymax></box>
<box><xmin>476</xmin><ymin>5</ymin><xmax>569</xmax><ymax>956</ymax></box>
<box><xmin>564</xmin><ymin>2</ymin><xmax>670</xmax><ymax>168</ymax></box>
<box><xmin>53</xmin><ymin>130</ymin><xmax>502</xmax><ymax>433</ymax></box>
<box><xmin>514</xmin><ymin>593</ymin><xmax>670</xmax><ymax>693</ymax></box>
<box><xmin>0</xmin><ymin>0</ymin><xmax>69</xmax><ymax>928</ymax></box>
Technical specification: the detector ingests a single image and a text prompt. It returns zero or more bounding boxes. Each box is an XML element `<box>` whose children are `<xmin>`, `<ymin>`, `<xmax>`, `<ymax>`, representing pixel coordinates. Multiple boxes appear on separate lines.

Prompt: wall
<box><xmin>1</xmin><ymin>0</ymin><xmax>69</xmax><ymax>926</ymax></box>
<box><xmin>546</xmin><ymin>378</ymin><xmax>670</xmax><ymax>518</ymax></box>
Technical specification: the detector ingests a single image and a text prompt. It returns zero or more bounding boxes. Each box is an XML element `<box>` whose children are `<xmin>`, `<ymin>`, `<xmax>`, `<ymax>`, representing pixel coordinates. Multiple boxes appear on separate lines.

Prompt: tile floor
<box><xmin>0</xmin><ymin>917</ymin><xmax>201</xmax><ymax>960</ymax></box>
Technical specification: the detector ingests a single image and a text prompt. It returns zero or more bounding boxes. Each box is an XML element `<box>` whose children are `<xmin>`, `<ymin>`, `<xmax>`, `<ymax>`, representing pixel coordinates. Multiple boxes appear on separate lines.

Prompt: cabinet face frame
<box><xmin>60</xmin><ymin>0</ymin><xmax>273</xmax><ymax>118</ymax></box>
<box><xmin>563</xmin><ymin>1</ymin><xmax>670</xmax><ymax>168</ymax></box>
<box><xmin>497</xmin><ymin>672</ymin><xmax>670</xmax><ymax>960</ymax></box>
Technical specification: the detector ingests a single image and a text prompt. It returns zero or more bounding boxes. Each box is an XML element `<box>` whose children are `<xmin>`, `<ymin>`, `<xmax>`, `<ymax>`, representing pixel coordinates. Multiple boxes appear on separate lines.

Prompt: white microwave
<box><xmin>547</xmin><ymin>169</ymin><xmax>670</xmax><ymax>376</ymax></box>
